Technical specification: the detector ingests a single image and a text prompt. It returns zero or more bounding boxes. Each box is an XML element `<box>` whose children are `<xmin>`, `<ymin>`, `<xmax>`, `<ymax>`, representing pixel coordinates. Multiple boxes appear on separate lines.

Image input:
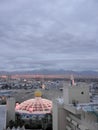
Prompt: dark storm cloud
<box><xmin>0</xmin><ymin>0</ymin><xmax>98</xmax><ymax>71</ymax></box>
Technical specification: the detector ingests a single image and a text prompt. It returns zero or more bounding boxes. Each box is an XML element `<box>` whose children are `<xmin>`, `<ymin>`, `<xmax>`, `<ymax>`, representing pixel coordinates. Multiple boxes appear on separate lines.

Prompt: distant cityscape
<box><xmin>0</xmin><ymin>72</ymin><xmax>98</xmax><ymax>130</ymax></box>
<box><xmin>0</xmin><ymin>70</ymin><xmax>98</xmax><ymax>80</ymax></box>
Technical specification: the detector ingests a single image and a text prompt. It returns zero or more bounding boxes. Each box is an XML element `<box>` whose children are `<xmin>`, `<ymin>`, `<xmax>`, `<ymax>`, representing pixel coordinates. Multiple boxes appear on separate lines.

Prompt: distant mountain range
<box><xmin>0</xmin><ymin>69</ymin><xmax>98</xmax><ymax>77</ymax></box>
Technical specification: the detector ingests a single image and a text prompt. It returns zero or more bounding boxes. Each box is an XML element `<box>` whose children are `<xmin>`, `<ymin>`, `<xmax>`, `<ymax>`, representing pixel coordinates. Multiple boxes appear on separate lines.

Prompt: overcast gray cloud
<box><xmin>0</xmin><ymin>0</ymin><xmax>98</xmax><ymax>71</ymax></box>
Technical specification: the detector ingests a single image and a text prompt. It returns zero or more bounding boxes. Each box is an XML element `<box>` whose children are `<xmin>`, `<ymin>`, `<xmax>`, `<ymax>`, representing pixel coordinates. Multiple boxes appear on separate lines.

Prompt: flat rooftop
<box><xmin>76</xmin><ymin>103</ymin><xmax>98</xmax><ymax>112</ymax></box>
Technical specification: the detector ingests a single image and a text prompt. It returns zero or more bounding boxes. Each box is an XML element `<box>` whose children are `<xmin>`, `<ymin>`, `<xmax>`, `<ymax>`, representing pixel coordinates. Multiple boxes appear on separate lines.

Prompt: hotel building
<box><xmin>53</xmin><ymin>83</ymin><xmax>98</xmax><ymax>130</ymax></box>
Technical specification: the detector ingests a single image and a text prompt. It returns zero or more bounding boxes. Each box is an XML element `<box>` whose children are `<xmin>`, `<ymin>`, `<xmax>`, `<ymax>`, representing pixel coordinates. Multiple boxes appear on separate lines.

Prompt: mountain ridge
<box><xmin>0</xmin><ymin>69</ymin><xmax>98</xmax><ymax>76</ymax></box>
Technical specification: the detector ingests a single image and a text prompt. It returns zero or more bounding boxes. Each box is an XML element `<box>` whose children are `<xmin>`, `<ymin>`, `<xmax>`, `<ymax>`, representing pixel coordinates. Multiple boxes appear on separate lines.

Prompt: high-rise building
<box><xmin>53</xmin><ymin>83</ymin><xmax>98</xmax><ymax>130</ymax></box>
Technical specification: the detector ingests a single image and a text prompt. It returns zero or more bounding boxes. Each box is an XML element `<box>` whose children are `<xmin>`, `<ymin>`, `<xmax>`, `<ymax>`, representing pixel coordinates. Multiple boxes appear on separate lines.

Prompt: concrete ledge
<box><xmin>64</xmin><ymin>104</ymin><xmax>82</xmax><ymax>114</ymax></box>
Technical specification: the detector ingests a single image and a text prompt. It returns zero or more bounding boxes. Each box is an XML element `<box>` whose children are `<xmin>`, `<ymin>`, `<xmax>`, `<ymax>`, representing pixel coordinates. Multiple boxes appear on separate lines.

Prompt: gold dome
<box><xmin>34</xmin><ymin>90</ymin><xmax>42</xmax><ymax>97</ymax></box>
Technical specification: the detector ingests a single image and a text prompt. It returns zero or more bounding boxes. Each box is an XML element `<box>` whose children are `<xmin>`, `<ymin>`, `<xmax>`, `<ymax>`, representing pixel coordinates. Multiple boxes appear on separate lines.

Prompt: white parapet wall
<box><xmin>63</xmin><ymin>84</ymin><xmax>90</xmax><ymax>104</ymax></box>
<box><xmin>6</xmin><ymin>98</ymin><xmax>15</xmax><ymax>127</ymax></box>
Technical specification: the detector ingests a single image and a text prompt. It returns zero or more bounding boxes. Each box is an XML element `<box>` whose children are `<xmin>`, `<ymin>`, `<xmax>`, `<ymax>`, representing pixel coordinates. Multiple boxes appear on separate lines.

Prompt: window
<box><xmin>81</xmin><ymin>92</ymin><xmax>84</xmax><ymax>94</ymax></box>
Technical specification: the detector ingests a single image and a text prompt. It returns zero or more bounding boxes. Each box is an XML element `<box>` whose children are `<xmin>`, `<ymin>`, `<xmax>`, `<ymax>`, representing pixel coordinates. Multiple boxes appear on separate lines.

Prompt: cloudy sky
<box><xmin>0</xmin><ymin>0</ymin><xmax>98</xmax><ymax>71</ymax></box>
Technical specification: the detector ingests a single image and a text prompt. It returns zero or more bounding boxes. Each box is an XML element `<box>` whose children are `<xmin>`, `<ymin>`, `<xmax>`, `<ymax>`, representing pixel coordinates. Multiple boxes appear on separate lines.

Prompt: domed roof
<box><xmin>15</xmin><ymin>97</ymin><xmax>52</xmax><ymax>114</ymax></box>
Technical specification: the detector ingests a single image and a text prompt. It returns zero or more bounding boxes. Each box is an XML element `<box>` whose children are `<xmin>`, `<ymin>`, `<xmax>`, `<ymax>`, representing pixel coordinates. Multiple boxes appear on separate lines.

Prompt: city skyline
<box><xmin>0</xmin><ymin>0</ymin><xmax>98</xmax><ymax>71</ymax></box>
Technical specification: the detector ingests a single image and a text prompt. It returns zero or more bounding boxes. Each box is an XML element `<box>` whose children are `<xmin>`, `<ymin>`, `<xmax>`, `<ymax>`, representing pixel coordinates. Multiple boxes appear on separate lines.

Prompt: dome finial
<box><xmin>34</xmin><ymin>90</ymin><xmax>42</xmax><ymax>97</ymax></box>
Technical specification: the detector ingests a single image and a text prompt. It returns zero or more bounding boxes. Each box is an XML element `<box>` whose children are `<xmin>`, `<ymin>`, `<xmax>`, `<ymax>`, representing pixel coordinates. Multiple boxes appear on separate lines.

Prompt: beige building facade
<box><xmin>53</xmin><ymin>83</ymin><xmax>98</xmax><ymax>130</ymax></box>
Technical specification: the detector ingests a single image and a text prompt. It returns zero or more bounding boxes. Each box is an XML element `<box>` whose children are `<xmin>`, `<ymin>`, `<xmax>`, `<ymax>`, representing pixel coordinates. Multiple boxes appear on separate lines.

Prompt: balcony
<box><xmin>64</xmin><ymin>104</ymin><xmax>82</xmax><ymax>114</ymax></box>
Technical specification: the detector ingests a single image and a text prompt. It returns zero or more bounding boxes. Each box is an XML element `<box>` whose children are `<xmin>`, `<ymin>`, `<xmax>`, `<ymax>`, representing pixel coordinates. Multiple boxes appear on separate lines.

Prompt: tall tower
<box><xmin>70</xmin><ymin>74</ymin><xmax>75</xmax><ymax>86</ymax></box>
<box><xmin>41</xmin><ymin>75</ymin><xmax>46</xmax><ymax>89</ymax></box>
